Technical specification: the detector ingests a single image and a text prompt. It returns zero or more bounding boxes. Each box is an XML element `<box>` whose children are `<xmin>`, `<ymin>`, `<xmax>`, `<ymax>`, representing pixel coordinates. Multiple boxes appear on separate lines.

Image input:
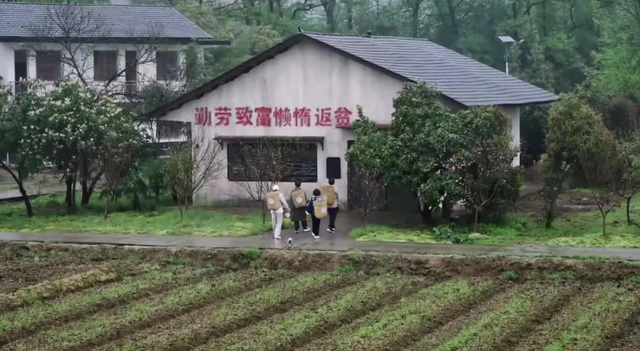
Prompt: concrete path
<box><xmin>1</xmin><ymin>231</ymin><xmax>640</xmax><ymax>261</ymax></box>
<box><xmin>0</xmin><ymin>185</ymin><xmax>67</xmax><ymax>201</ymax></box>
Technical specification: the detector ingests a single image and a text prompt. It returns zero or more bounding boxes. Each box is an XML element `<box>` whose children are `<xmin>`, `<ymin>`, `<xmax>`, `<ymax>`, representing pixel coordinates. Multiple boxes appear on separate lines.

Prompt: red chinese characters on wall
<box><xmin>194</xmin><ymin>106</ymin><xmax>353</xmax><ymax>127</ymax></box>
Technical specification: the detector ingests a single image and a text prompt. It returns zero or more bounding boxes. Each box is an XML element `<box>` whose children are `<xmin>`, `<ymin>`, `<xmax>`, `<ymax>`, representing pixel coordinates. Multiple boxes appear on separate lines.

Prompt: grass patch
<box><xmin>350</xmin><ymin>196</ymin><xmax>640</xmax><ymax>248</ymax></box>
<box><xmin>0</xmin><ymin>193</ymin><xmax>284</xmax><ymax>236</ymax></box>
<box><xmin>502</xmin><ymin>271</ymin><xmax>518</xmax><ymax>281</ymax></box>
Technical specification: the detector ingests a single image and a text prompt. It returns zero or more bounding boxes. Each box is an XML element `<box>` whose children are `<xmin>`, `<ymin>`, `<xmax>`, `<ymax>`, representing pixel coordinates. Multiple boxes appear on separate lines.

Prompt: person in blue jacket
<box><xmin>305</xmin><ymin>189</ymin><xmax>322</xmax><ymax>239</ymax></box>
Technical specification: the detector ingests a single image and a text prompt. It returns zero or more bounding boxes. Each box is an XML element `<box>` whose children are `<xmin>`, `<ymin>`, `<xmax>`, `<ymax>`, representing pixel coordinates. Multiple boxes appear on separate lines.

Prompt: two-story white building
<box><xmin>0</xmin><ymin>2</ymin><xmax>228</xmax><ymax>97</ymax></box>
<box><xmin>150</xmin><ymin>32</ymin><xmax>559</xmax><ymax>211</ymax></box>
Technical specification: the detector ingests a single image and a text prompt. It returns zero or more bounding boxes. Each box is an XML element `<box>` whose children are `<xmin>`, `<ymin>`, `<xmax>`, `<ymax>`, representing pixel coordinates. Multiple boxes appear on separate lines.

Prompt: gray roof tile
<box><xmin>0</xmin><ymin>3</ymin><xmax>212</xmax><ymax>40</ymax></box>
<box><xmin>305</xmin><ymin>33</ymin><xmax>558</xmax><ymax>106</ymax></box>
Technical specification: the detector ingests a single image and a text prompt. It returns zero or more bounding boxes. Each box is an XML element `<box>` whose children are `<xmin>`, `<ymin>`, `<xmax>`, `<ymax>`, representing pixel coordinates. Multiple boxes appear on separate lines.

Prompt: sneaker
<box><xmin>312</xmin><ymin>234</ymin><xmax>320</xmax><ymax>239</ymax></box>
<box><xmin>294</xmin><ymin>230</ymin><xmax>299</xmax><ymax>234</ymax></box>
<box><xmin>327</xmin><ymin>228</ymin><xmax>333</xmax><ymax>233</ymax></box>
<box><xmin>303</xmin><ymin>228</ymin><xmax>310</xmax><ymax>232</ymax></box>
<box><xmin>275</xmin><ymin>236</ymin><xmax>282</xmax><ymax>240</ymax></box>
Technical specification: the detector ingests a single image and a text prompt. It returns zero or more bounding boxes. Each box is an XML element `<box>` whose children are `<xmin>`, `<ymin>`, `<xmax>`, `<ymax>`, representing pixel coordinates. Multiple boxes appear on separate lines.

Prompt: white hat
<box><xmin>272</xmin><ymin>184</ymin><xmax>279</xmax><ymax>191</ymax></box>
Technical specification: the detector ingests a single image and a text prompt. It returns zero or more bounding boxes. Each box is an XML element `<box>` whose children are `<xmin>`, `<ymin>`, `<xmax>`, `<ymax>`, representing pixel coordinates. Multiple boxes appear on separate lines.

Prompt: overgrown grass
<box><xmin>0</xmin><ymin>193</ymin><xmax>285</xmax><ymax>236</ymax></box>
<box><xmin>350</xmin><ymin>196</ymin><xmax>640</xmax><ymax>248</ymax></box>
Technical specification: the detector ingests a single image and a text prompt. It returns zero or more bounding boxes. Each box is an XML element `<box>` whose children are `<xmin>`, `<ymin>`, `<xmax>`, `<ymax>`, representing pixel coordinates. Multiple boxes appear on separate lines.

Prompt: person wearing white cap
<box><xmin>266</xmin><ymin>184</ymin><xmax>290</xmax><ymax>239</ymax></box>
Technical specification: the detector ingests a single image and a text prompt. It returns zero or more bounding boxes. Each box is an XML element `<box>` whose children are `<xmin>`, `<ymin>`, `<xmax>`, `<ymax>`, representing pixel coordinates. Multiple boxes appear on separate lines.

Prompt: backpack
<box><xmin>266</xmin><ymin>191</ymin><xmax>281</xmax><ymax>211</ymax></box>
<box><xmin>313</xmin><ymin>197</ymin><xmax>328</xmax><ymax>219</ymax></box>
<box><xmin>320</xmin><ymin>185</ymin><xmax>336</xmax><ymax>206</ymax></box>
<box><xmin>290</xmin><ymin>189</ymin><xmax>307</xmax><ymax>208</ymax></box>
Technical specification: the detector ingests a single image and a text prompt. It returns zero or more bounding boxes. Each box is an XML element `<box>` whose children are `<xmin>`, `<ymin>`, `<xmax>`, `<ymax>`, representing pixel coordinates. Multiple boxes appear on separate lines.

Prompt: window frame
<box><xmin>35</xmin><ymin>50</ymin><xmax>62</xmax><ymax>81</ymax></box>
<box><xmin>156</xmin><ymin>51</ymin><xmax>179</xmax><ymax>81</ymax></box>
<box><xmin>227</xmin><ymin>141</ymin><xmax>318</xmax><ymax>183</ymax></box>
<box><xmin>93</xmin><ymin>50</ymin><xmax>119</xmax><ymax>82</ymax></box>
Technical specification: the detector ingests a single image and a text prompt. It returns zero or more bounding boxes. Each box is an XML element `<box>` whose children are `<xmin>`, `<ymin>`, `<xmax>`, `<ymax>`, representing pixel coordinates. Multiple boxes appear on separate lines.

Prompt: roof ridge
<box><xmin>0</xmin><ymin>2</ymin><xmax>173</xmax><ymax>7</ymax></box>
<box><xmin>303</xmin><ymin>31</ymin><xmax>434</xmax><ymax>42</ymax></box>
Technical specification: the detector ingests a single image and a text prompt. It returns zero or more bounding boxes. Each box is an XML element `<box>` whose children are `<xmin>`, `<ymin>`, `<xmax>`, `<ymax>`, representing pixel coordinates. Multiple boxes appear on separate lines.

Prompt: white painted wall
<box><xmin>162</xmin><ymin>40</ymin><xmax>404</xmax><ymax>206</ymax></box>
<box><xmin>161</xmin><ymin>40</ymin><xmax>525</xmax><ymax>206</ymax></box>
<box><xmin>0</xmin><ymin>43</ymin><xmax>15</xmax><ymax>83</ymax></box>
<box><xmin>0</xmin><ymin>41</ymin><xmax>187</xmax><ymax>87</ymax></box>
<box><xmin>500</xmin><ymin>106</ymin><xmax>521</xmax><ymax>166</ymax></box>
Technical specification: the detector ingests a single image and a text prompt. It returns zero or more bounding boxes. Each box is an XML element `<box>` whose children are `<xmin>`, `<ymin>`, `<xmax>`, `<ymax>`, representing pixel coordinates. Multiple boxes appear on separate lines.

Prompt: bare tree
<box><xmin>23</xmin><ymin>3</ymin><xmax>166</xmax><ymax>207</ymax></box>
<box><xmin>228</xmin><ymin>139</ymin><xmax>301</xmax><ymax>223</ymax></box>
<box><xmin>100</xmin><ymin>141</ymin><xmax>136</xmax><ymax>218</ymax></box>
<box><xmin>165</xmin><ymin>126</ymin><xmax>224</xmax><ymax>220</ymax></box>
<box><xmin>25</xmin><ymin>4</ymin><xmax>163</xmax><ymax>97</ymax></box>
<box><xmin>350</xmin><ymin>167</ymin><xmax>386</xmax><ymax>222</ymax></box>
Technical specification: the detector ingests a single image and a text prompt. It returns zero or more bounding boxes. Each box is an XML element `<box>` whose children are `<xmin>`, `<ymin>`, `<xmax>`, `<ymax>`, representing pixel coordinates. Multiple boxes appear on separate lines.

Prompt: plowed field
<box><xmin>1</xmin><ymin>243</ymin><xmax>639</xmax><ymax>351</ymax></box>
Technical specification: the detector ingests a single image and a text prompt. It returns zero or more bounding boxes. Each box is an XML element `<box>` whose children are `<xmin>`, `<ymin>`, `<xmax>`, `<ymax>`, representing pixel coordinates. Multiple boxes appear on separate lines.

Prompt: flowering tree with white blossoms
<box><xmin>0</xmin><ymin>81</ymin><xmax>49</xmax><ymax>217</ymax></box>
<box><xmin>41</xmin><ymin>81</ymin><xmax>147</xmax><ymax>211</ymax></box>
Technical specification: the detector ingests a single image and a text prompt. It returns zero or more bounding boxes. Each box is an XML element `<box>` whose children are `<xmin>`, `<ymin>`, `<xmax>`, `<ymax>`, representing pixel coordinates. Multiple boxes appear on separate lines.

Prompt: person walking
<box><xmin>289</xmin><ymin>180</ymin><xmax>310</xmax><ymax>233</ymax></box>
<box><xmin>266</xmin><ymin>184</ymin><xmax>290</xmax><ymax>240</ymax></box>
<box><xmin>321</xmin><ymin>179</ymin><xmax>339</xmax><ymax>233</ymax></box>
<box><xmin>306</xmin><ymin>189</ymin><xmax>327</xmax><ymax>239</ymax></box>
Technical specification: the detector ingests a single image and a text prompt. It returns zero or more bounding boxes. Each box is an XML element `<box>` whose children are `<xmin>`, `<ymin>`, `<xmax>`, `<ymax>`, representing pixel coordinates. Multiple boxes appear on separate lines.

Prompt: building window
<box><xmin>36</xmin><ymin>51</ymin><xmax>61</xmax><ymax>81</ymax></box>
<box><xmin>156</xmin><ymin>120</ymin><xmax>190</xmax><ymax>140</ymax></box>
<box><xmin>326</xmin><ymin>157</ymin><xmax>342</xmax><ymax>179</ymax></box>
<box><xmin>227</xmin><ymin>141</ymin><xmax>317</xmax><ymax>182</ymax></box>
<box><xmin>156</xmin><ymin>51</ymin><xmax>179</xmax><ymax>81</ymax></box>
<box><xmin>93</xmin><ymin>51</ymin><xmax>118</xmax><ymax>81</ymax></box>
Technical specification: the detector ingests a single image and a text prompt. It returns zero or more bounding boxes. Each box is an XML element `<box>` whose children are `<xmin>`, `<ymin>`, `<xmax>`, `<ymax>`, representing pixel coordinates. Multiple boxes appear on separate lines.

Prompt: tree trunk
<box><xmin>627</xmin><ymin>197</ymin><xmax>632</xmax><ymax>225</ymax></box>
<box><xmin>474</xmin><ymin>207</ymin><xmax>480</xmax><ymax>232</ymax></box>
<box><xmin>18</xmin><ymin>183</ymin><xmax>34</xmax><ymax>217</ymax></box>
<box><xmin>81</xmin><ymin>169</ymin><xmax>103</xmax><ymax>206</ymax></box>
<box><xmin>602</xmin><ymin>214</ymin><xmax>607</xmax><ymax>237</ymax></box>
<box><xmin>441</xmin><ymin>197</ymin><xmax>452</xmax><ymax>220</ymax></box>
<box><xmin>411</xmin><ymin>0</ymin><xmax>419</xmax><ymax>37</ymax></box>
<box><xmin>346</xmin><ymin>0</ymin><xmax>353</xmax><ymax>31</ymax></box>
<box><xmin>420</xmin><ymin>206</ymin><xmax>433</xmax><ymax>224</ymax></box>
<box><xmin>104</xmin><ymin>197</ymin><xmax>110</xmax><ymax>219</ymax></box>
<box><xmin>65</xmin><ymin>175</ymin><xmax>77</xmax><ymax>213</ymax></box>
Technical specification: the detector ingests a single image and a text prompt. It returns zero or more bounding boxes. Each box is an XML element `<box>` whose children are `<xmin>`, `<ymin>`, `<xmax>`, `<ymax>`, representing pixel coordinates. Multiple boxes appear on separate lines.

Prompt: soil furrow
<box><xmin>195</xmin><ymin>274</ymin><xmax>425</xmax><ymax>351</ymax></box>
<box><xmin>405</xmin><ymin>283</ymin><xmax>527</xmax><ymax>351</ymax></box>
<box><xmin>540</xmin><ymin>283</ymin><xmax>640</xmax><ymax>351</ymax></box>
<box><xmin>3</xmin><ymin>270</ymin><xmax>293</xmax><ymax>351</ymax></box>
<box><xmin>297</xmin><ymin>279</ymin><xmax>500</xmax><ymax>351</ymax></box>
<box><xmin>608</xmin><ymin>316</ymin><xmax>640</xmax><ymax>351</ymax></box>
<box><xmin>433</xmin><ymin>283</ymin><xmax>577</xmax><ymax>351</ymax></box>
<box><xmin>0</xmin><ymin>266</ymin><xmax>213</xmax><ymax>346</ymax></box>
<box><xmin>0</xmin><ymin>266</ymin><xmax>121</xmax><ymax>313</ymax></box>
<box><xmin>96</xmin><ymin>271</ymin><xmax>362</xmax><ymax>351</ymax></box>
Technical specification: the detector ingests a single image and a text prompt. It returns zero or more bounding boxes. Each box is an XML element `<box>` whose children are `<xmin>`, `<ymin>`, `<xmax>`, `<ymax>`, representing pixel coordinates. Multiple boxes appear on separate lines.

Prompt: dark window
<box><xmin>227</xmin><ymin>141</ymin><xmax>317</xmax><ymax>182</ymax></box>
<box><xmin>36</xmin><ymin>51</ymin><xmax>61</xmax><ymax>81</ymax></box>
<box><xmin>93</xmin><ymin>51</ymin><xmax>118</xmax><ymax>81</ymax></box>
<box><xmin>326</xmin><ymin>157</ymin><xmax>342</xmax><ymax>179</ymax></box>
<box><xmin>156</xmin><ymin>51</ymin><xmax>179</xmax><ymax>81</ymax></box>
<box><xmin>156</xmin><ymin>120</ymin><xmax>190</xmax><ymax>140</ymax></box>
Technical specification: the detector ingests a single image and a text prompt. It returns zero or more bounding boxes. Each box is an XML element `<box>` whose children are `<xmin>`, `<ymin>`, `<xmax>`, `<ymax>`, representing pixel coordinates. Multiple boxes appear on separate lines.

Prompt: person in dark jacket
<box><xmin>305</xmin><ymin>189</ymin><xmax>322</xmax><ymax>239</ymax></box>
<box><xmin>288</xmin><ymin>180</ymin><xmax>310</xmax><ymax>233</ymax></box>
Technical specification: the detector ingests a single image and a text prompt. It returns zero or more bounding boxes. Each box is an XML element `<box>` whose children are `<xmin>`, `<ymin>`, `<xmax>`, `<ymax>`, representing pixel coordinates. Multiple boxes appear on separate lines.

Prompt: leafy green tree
<box><xmin>454</xmin><ymin>106</ymin><xmax>519</xmax><ymax>231</ymax></box>
<box><xmin>614</xmin><ymin>136</ymin><xmax>640</xmax><ymax>225</ymax></box>
<box><xmin>543</xmin><ymin>94</ymin><xmax>603</xmax><ymax>228</ymax></box>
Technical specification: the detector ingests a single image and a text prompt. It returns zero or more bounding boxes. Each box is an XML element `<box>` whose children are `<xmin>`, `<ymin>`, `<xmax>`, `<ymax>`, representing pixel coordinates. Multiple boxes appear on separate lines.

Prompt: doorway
<box><xmin>14</xmin><ymin>50</ymin><xmax>27</xmax><ymax>95</ymax></box>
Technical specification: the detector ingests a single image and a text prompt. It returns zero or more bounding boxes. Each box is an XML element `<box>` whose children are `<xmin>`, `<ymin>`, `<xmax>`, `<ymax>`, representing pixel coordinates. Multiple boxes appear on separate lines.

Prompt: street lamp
<box><xmin>498</xmin><ymin>35</ymin><xmax>515</xmax><ymax>75</ymax></box>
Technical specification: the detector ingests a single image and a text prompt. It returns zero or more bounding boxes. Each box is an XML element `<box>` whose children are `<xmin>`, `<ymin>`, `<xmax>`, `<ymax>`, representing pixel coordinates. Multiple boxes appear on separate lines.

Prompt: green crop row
<box><xmin>0</xmin><ymin>268</ymin><xmax>120</xmax><ymax>313</ymax></box>
<box><xmin>108</xmin><ymin>271</ymin><xmax>360</xmax><ymax>351</ymax></box>
<box><xmin>0</xmin><ymin>267</ymin><xmax>207</xmax><ymax>344</ymax></box>
<box><xmin>435</xmin><ymin>284</ymin><xmax>574</xmax><ymax>351</ymax></box>
<box><xmin>8</xmin><ymin>270</ymin><xmax>290</xmax><ymax>351</ymax></box>
<box><xmin>331</xmin><ymin>280</ymin><xmax>492</xmax><ymax>351</ymax></box>
<box><xmin>199</xmin><ymin>274</ymin><xmax>422</xmax><ymax>351</ymax></box>
<box><xmin>544</xmin><ymin>284</ymin><xmax>640</xmax><ymax>351</ymax></box>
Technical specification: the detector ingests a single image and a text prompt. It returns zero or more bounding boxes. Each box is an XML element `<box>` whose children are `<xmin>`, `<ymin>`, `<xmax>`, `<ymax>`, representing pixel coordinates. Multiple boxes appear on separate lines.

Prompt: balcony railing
<box><xmin>9</xmin><ymin>80</ymin><xmax>140</xmax><ymax>99</ymax></box>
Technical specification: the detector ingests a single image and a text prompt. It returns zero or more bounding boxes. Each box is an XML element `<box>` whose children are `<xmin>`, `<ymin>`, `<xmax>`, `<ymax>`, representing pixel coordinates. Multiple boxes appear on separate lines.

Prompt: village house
<box><xmin>0</xmin><ymin>2</ymin><xmax>227</xmax><ymax>97</ymax></box>
<box><xmin>151</xmin><ymin>32</ymin><xmax>558</xmax><ymax>210</ymax></box>
<box><xmin>0</xmin><ymin>2</ymin><xmax>228</xmax><ymax>164</ymax></box>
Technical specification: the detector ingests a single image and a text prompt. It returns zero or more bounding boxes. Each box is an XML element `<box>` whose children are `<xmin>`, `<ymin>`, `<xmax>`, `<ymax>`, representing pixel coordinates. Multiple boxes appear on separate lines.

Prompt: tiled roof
<box><xmin>149</xmin><ymin>32</ymin><xmax>558</xmax><ymax>118</ymax></box>
<box><xmin>0</xmin><ymin>3</ymin><xmax>213</xmax><ymax>41</ymax></box>
<box><xmin>305</xmin><ymin>33</ymin><xmax>558</xmax><ymax>106</ymax></box>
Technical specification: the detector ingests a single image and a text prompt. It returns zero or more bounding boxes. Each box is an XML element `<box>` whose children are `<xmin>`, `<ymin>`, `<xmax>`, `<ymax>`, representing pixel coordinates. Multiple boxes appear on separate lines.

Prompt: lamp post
<box><xmin>498</xmin><ymin>35</ymin><xmax>515</xmax><ymax>75</ymax></box>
